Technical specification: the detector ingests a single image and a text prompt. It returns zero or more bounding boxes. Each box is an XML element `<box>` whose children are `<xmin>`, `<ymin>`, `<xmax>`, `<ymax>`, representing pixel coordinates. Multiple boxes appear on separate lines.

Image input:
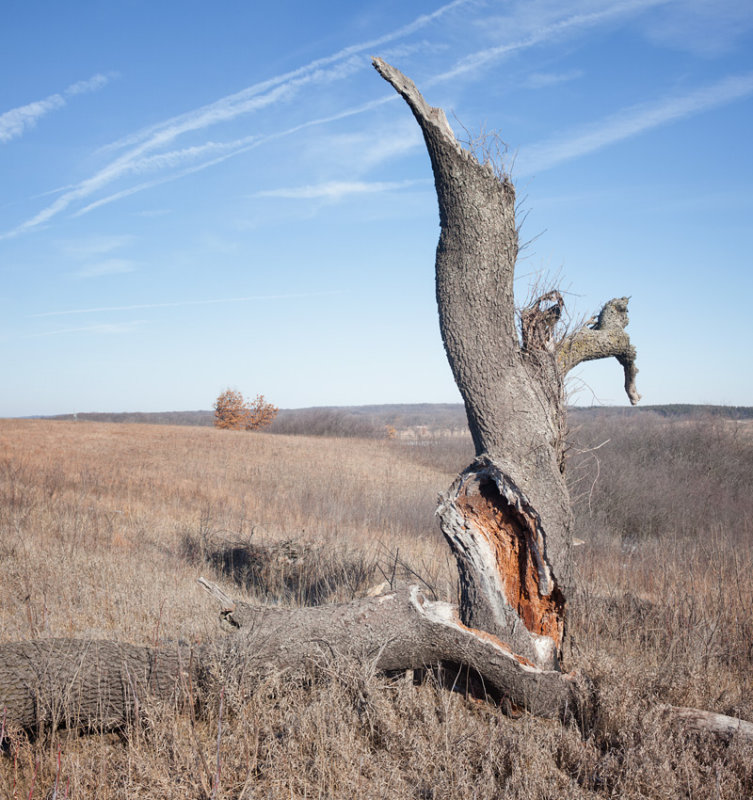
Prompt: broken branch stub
<box><xmin>558</xmin><ymin>296</ymin><xmax>641</xmax><ymax>405</ymax></box>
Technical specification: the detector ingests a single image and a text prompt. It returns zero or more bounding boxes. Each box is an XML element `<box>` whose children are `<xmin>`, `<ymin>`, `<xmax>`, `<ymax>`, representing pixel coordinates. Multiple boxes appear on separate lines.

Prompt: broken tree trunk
<box><xmin>0</xmin><ymin>586</ymin><xmax>584</xmax><ymax>733</ymax></box>
<box><xmin>373</xmin><ymin>58</ymin><xmax>639</xmax><ymax>671</ymax></box>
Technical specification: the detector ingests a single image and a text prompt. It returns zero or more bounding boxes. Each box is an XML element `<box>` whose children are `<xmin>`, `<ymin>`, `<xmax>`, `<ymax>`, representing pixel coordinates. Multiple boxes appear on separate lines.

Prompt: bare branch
<box><xmin>557</xmin><ymin>297</ymin><xmax>641</xmax><ymax>405</ymax></box>
<box><xmin>197</xmin><ymin>577</ymin><xmax>236</xmax><ymax>613</ymax></box>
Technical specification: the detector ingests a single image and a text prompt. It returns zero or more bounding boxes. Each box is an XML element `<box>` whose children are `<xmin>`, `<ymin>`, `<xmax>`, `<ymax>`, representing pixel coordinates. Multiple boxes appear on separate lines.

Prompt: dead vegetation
<box><xmin>0</xmin><ymin>415</ymin><xmax>752</xmax><ymax>798</ymax></box>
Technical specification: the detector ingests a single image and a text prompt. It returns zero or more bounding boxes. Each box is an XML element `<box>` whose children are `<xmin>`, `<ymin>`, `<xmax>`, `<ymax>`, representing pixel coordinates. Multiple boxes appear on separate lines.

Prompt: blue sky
<box><xmin>2</xmin><ymin>0</ymin><xmax>752</xmax><ymax>416</ymax></box>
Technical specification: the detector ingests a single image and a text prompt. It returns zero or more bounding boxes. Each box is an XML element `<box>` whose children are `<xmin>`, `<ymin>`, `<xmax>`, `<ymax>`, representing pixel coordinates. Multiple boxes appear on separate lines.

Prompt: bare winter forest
<box><xmin>0</xmin><ymin>410</ymin><xmax>751</xmax><ymax>798</ymax></box>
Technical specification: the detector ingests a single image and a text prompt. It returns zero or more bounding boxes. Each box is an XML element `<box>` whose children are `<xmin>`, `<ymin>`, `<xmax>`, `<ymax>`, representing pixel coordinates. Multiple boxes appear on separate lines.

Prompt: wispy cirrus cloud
<box><xmin>0</xmin><ymin>0</ymin><xmax>470</xmax><ymax>239</ymax></box>
<box><xmin>254</xmin><ymin>179</ymin><xmax>430</xmax><ymax>201</ymax></box>
<box><xmin>0</xmin><ymin>73</ymin><xmax>115</xmax><ymax>144</ymax></box>
<box><xmin>642</xmin><ymin>0</ymin><xmax>753</xmax><ymax>56</ymax></box>
<box><xmin>31</xmin><ymin>290</ymin><xmax>343</xmax><ymax>318</ymax></box>
<box><xmin>0</xmin><ymin>59</ymin><xmax>377</xmax><ymax>238</ymax></box>
<box><xmin>429</xmin><ymin>0</ymin><xmax>673</xmax><ymax>84</ymax></box>
<box><xmin>70</xmin><ymin>258</ymin><xmax>137</xmax><ymax>279</ymax></box>
<box><xmin>518</xmin><ymin>71</ymin><xmax>753</xmax><ymax>174</ymax></box>
<box><xmin>98</xmin><ymin>0</ymin><xmax>470</xmax><ymax>156</ymax></box>
<box><xmin>5</xmin><ymin>0</ymin><xmax>730</xmax><ymax>240</ymax></box>
<box><xmin>0</xmin><ymin>95</ymin><xmax>66</xmax><ymax>144</ymax></box>
<box><xmin>57</xmin><ymin>233</ymin><xmax>136</xmax><ymax>279</ymax></box>
<box><xmin>301</xmin><ymin>119</ymin><xmax>422</xmax><ymax>178</ymax></box>
<box><xmin>58</xmin><ymin>234</ymin><xmax>135</xmax><ymax>258</ymax></box>
<box><xmin>65</xmin><ymin>74</ymin><xmax>113</xmax><ymax>96</ymax></box>
<box><xmin>31</xmin><ymin>321</ymin><xmax>146</xmax><ymax>337</ymax></box>
<box><xmin>5</xmin><ymin>87</ymin><xmax>401</xmax><ymax>231</ymax></box>
<box><xmin>134</xmin><ymin>208</ymin><xmax>172</xmax><ymax>218</ymax></box>
<box><xmin>523</xmin><ymin>69</ymin><xmax>584</xmax><ymax>89</ymax></box>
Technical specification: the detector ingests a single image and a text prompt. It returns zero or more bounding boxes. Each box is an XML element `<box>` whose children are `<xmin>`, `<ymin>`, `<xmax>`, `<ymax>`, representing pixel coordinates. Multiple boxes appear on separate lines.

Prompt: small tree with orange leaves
<box><xmin>244</xmin><ymin>394</ymin><xmax>278</xmax><ymax>431</ymax></box>
<box><xmin>213</xmin><ymin>389</ymin><xmax>278</xmax><ymax>431</ymax></box>
<box><xmin>214</xmin><ymin>389</ymin><xmax>249</xmax><ymax>430</ymax></box>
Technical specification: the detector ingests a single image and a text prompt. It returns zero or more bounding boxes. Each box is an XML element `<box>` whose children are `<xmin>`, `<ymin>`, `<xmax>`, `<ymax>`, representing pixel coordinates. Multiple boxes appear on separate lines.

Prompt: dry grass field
<box><xmin>0</xmin><ymin>415</ymin><xmax>751</xmax><ymax>798</ymax></box>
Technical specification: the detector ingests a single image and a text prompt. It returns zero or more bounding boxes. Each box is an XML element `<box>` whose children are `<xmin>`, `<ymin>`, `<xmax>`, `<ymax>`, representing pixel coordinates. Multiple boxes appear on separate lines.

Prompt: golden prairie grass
<box><xmin>0</xmin><ymin>420</ymin><xmax>456</xmax><ymax>643</ymax></box>
<box><xmin>0</xmin><ymin>416</ymin><xmax>752</xmax><ymax>799</ymax></box>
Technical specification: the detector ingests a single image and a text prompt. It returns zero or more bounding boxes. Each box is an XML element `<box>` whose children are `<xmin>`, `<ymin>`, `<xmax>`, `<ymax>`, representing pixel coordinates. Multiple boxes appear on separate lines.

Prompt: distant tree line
<box><xmin>43</xmin><ymin>403</ymin><xmax>753</xmax><ymax>433</ymax></box>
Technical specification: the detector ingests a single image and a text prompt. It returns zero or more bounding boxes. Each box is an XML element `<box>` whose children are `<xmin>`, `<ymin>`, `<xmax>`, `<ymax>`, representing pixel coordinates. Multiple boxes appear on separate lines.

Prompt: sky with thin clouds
<box><xmin>2</xmin><ymin>0</ymin><xmax>752</xmax><ymax>416</ymax></box>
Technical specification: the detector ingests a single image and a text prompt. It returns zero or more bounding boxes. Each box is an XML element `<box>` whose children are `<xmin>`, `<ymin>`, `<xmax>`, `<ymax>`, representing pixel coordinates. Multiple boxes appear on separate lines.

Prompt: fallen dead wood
<box><xmin>2</xmin><ymin>582</ymin><xmax>751</xmax><ymax>747</ymax></box>
<box><xmin>0</xmin><ymin>585</ymin><xmax>584</xmax><ymax>734</ymax></box>
<box><xmin>660</xmin><ymin>705</ymin><xmax>753</xmax><ymax>742</ymax></box>
<box><xmin>0</xmin><ymin>639</ymin><xmax>190</xmax><ymax>734</ymax></box>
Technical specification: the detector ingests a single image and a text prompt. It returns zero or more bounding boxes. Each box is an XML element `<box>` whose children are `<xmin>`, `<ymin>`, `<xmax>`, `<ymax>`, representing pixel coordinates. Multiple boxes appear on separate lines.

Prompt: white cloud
<box><xmin>134</xmin><ymin>208</ymin><xmax>172</xmax><ymax>218</ymax></box>
<box><xmin>5</xmin><ymin>0</ymin><xmax>725</xmax><ymax>238</ymax></box>
<box><xmin>523</xmin><ymin>69</ymin><xmax>584</xmax><ymax>89</ymax></box>
<box><xmin>430</xmin><ymin>0</ymin><xmax>673</xmax><ymax>84</ymax></box>
<box><xmin>31</xmin><ymin>291</ymin><xmax>343</xmax><ymax>318</ymax></box>
<box><xmin>123</xmin><ymin>136</ymin><xmax>259</xmax><ymax>175</ymax></box>
<box><xmin>59</xmin><ymin>234</ymin><xmax>135</xmax><ymax>258</ymax></box>
<box><xmin>99</xmin><ymin>0</ymin><xmax>470</xmax><ymax>156</ymax></box>
<box><xmin>72</xmin><ymin>141</ymin><xmax>264</xmax><ymax>218</ymax></box>
<box><xmin>641</xmin><ymin>0</ymin><xmax>753</xmax><ymax>56</ymax></box>
<box><xmin>0</xmin><ymin>95</ymin><xmax>66</xmax><ymax>143</ymax></box>
<box><xmin>1</xmin><ymin>2</ymin><xmax>469</xmax><ymax>237</ymax></box>
<box><xmin>29</xmin><ymin>320</ymin><xmax>146</xmax><ymax>337</ymax></box>
<box><xmin>255</xmin><ymin>179</ymin><xmax>429</xmax><ymax>201</ymax></box>
<box><xmin>70</xmin><ymin>258</ymin><xmax>136</xmax><ymax>279</ymax></box>
<box><xmin>301</xmin><ymin>118</ymin><xmax>422</xmax><ymax>178</ymax></box>
<box><xmin>0</xmin><ymin>73</ymin><xmax>113</xmax><ymax>144</ymax></box>
<box><xmin>70</xmin><ymin>102</ymin><xmax>417</xmax><ymax>218</ymax></box>
<box><xmin>518</xmin><ymin>71</ymin><xmax>753</xmax><ymax>174</ymax></box>
<box><xmin>65</xmin><ymin>73</ymin><xmax>115</xmax><ymax>96</ymax></box>
<box><xmin>1</xmin><ymin>60</ymin><xmax>362</xmax><ymax>237</ymax></box>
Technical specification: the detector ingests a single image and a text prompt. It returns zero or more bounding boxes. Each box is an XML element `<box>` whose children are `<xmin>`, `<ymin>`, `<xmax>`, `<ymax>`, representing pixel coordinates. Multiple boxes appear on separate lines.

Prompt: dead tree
<box><xmin>372</xmin><ymin>58</ymin><xmax>639</xmax><ymax>672</ymax></box>
<box><xmin>0</xmin><ymin>60</ymin><xmax>750</xmax><ymax>745</ymax></box>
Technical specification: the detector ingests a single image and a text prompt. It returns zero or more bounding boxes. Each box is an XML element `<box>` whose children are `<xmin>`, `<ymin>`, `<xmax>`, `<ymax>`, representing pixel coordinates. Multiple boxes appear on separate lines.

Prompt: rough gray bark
<box><xmin>373</xmin><ymin>58</ymin><xmax>639</xmax><ymax>671</ymax></box>
<box><xmin>0</xmin><ymin>639</ymin><xmax>190</xmax><ymax>734</ymax></box>
<box><xmin>0</xmin><ymin>587</ymin><xmax>583</xmax><ymax>733</ymax></box>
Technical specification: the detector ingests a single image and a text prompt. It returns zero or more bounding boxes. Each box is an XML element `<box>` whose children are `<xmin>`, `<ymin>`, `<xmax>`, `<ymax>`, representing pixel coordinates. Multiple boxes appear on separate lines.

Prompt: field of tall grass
<box><xmin>0</xmin><ymin>413</ymin><xmax>751</xmax><ymax>798</ymax></box>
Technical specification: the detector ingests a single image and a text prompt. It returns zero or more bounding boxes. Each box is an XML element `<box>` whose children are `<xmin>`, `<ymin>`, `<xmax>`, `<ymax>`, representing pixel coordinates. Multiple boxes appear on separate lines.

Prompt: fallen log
<box><xmin>2</xmin><ymin>583</ymin><xmax>751</xmax><ymax>747</ymax></box>
<box><xmin>660</xmin><ymin>705</ymin><xmax>753</xmax><ymax>743</ymax></box>
<box><xmin>0</xmin><ymin>585</ymin><xmax>584</xmax><ymax>734</ymax></box>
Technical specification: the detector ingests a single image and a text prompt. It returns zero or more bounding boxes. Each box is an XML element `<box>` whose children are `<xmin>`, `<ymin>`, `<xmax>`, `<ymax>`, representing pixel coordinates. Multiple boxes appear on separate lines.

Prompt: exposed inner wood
<box><xmin>456</xmin><ymin>478</ymin><xmax>565</xmax><ymax>647</ymax></box>
<box><xmin>449</xmin><ymin>610</ymin><xmax>537</xmax><ymax>669</ymax></box>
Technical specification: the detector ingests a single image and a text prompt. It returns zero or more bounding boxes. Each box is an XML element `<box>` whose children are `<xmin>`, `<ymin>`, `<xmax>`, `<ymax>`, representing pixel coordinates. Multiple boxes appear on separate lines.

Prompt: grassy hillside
<box><xmin>0</xmin><ymin>417</ymin><xmax>751</xmax><ymax>798</ymax></box>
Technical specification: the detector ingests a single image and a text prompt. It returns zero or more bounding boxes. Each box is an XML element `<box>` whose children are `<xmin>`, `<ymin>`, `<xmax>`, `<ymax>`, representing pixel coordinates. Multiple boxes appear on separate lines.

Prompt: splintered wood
<box><xmin>456</xmin><ymin>477</ymin><xmax>565</xmax><ymax>648</ymax></box>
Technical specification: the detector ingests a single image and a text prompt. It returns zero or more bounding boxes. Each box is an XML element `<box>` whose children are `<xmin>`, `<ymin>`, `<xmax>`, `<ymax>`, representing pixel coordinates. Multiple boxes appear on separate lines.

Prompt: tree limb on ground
<box><xmin>0</xmin><ymin>585</ymin><xmax>584</xmax><ymax>734</ymax></box>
